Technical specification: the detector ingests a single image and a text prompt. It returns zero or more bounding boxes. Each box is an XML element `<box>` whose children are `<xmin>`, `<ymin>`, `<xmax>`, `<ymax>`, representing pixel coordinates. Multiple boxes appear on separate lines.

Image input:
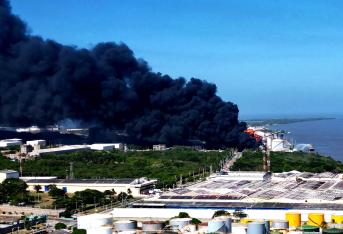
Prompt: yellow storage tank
<box><xmin>308</xmin><ymin>213</ymin><xmax>324</xmax><ymax>226</ymax></box>
<box><xmin>240</xmin><ymin>218</ymin><xmax>255</xmax><ymax>224</ymax></box>
<box><xmin>286</xmin><ymin>212</ymin><xmax>301</xmax><ymax>227</ymax></box>
<box><xmin>332</xmin><ymin>215</ymin><xmax>343</xmax><ymax>224</ymax></box>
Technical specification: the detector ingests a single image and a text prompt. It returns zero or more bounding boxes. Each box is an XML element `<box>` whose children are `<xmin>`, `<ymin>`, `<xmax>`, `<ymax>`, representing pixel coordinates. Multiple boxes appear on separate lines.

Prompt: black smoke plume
<box><xmin>0</xmin><ymin>0</ymin><xmax>253</xmax><ymax>148</ymax></box>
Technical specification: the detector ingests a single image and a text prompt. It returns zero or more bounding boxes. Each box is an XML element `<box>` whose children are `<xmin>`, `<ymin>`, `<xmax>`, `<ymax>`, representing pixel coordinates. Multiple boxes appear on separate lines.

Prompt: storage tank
<box><xmin>286</xmin><ymin>212</ymin><xmax>301</xmax><ymax>228</ymax></box>
<box><xmin>247</xmin><ymin>222</ymin><xmax>266</xmax><ymax>234</ymax></box>
<box><xmin>301</xmin><ymin>225</ymin><xmax>320</xmax><ymax>232</ymax></box>
<box><xmin>87</xmin><ymin>226</ymin><xmax>112</xmax><ymax>234</ymax></box>
<box><xmin>323</xmin><ymin>228</ymin><xmax>343</xmax><ymax>234</ymax></box>
<box><xmin>332</xmin><ymin>215</ymin><xmax>343</xmax><ymax>224</ymax></box>
<box><xmin>241</xmin><ymin>218</ymin><xmax>256</xmax><ymax>224</ymax></box>
<box><xmin>208</xmin><ymin>220</ymin><xmax>227</xmax><ymax>233</ymax></box>
<box><xmin>142</xmin><ymin>221</ymin><xmax>164</xmax><ymax>233</ymax></box>
<box><xmin>114</xmin><ymin>220</ymin><xmax>137</xmax><ymax>232</ymax></box>
<box><xmin>169</xmin><ymin>218</ymin><xmax>192</xmax><ymax>231</ymax></box>
<box><xmin>308</xmin><ymin>213</ymin><xmax>324</xmax><ymax>226</ymax></box>
<box><xmin>77</xmin><ymin>214</ymin><xmax>113</xmax><ymax>229</ymax></box>
<box><xmin>264</xmin><ymin>220</ymin><xmax>270</xmax><ymax>234</ymax></box>
<box><xmin>271</xmin><ymin>220</ymin><xmax>289</xmax><ymax>230</ymax></box>
<box><xmin>215</xmin><ymin>216</ymin><xmax>232</xmax><ymax>233</ymax></box>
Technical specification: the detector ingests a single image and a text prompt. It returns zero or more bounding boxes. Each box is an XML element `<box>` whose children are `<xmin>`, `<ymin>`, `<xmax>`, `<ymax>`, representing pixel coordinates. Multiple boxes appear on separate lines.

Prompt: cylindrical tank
<box><xmin>286</xmin><ymin>212</ymin><xmax>301</xmax><ymax>227</ymax></box>
<box><xmin>169</xmin><ymin>218</ymin><xmax>192</xmax><ymax>231</ymax></box>
<box><xmin>241</xmin><ymin>218</ymin><xmax>255</xmax><ymax>224</ymax></box>
<box><xmin>114</xmin><ymin>220</ymin><xmax>137</xmax><ymax>232</ymax></box>
<box><xmin>215</xmin><ymin>216</ymin><xmax>232</xmax><ymax>233</ymax></box>
<box><xmin>301</xmin><ymin>225</ymin><xmax>320</xmax><ymax>232</ymax></box>
<box><xmin>247</xmin><ymin>222</ymin><xmax>266</xmax><ymax>234</ymax></box>
<box><xmin>332</xmin><ymin>215</ymin><xmax>343</xmax><ymax>224</ymax></box>
<box><xmin>271</xmin><ymin>220</ymin><xmax>289</xmax><ymax>230</ymax></box>
<box><xmin>87</xmin><ymin>226</ymin><xmax>112</xmax><ymax>234</ymax></box>
<box><xmin>208</xmin><ymin>220</ymin><xmax>226</xmax><ymax>233</ymax></box>
<box><xmin>142</xmin><ymin>221</ymin><xmax>164</xmax><ymax>233</ymax></box>
<box><xmin>308</xmin><ymin>213</ymin><xmax>324</xmax><ymax>226</ymax></box>
<box><xmin>77</xmin><ymin>214</ymin><xmax>113</xmax><ymax>229</ymax></box>
<box><xmin>323</xmin><ymin>228</ymin><xmax>343</xmax><ymax>234</ymax></box>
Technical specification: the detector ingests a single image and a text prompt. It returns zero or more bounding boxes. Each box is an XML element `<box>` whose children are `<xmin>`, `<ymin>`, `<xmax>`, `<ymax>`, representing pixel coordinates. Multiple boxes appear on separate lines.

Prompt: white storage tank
<box><xmin>86</xmin><ymin>226</ymin><xmax>113</xmax><ymax>234</ymax></box>
<box><xmin>114</xmin><ymin>220</ymin><xmax>137</xmax><ymax>232</ymax></box>
<box><xmin>142</xmin><ymin>221</ymin><xmax>164</xmax><ymax>233</ymax></box>
<box><xmin>271</xmin><ymin>220</ymin><xmax>289</xmax><ymax>230</ymax></box>
<box><xmin>169</xmin><ymin>218</ymin><xmax>192</xmax><ymax>231</ymax></box>
<box><xmin>181</xmin><ymin>224</ymin><xmax>197</xmax><ymax>233</ymax></box>
<box><xmin>77</xmin><ymin>214</ymin><xmax>113</xmax><ymax>229</ymax></box>
<box><xmin>215</xmin><ymin>216</ymin><xmax>232</xmax><ymax>233</ymax></box>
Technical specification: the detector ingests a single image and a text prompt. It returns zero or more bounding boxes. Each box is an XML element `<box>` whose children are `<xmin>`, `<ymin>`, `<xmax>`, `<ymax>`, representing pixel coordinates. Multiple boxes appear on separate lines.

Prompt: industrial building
<box><xmin>26</xmin><ymin>140</ymin><xmax>46</xmax><ymax>147</ymax></box>
<box><xmin>29</xmin><ymin>145</ymin><xmax>91</xmax><ymax>156</ymax></box>
<box><xmin>0</xmin><ymin>138</ymin><xmax>22</xmax><ymax>147</ymax></box>
<box><xmin>89</xmin><ymin>143</ymin><xmax>124</xmax><ymax>151</ymax></box>
<box><xmin>0</xmin><ymin>170</ymin><xmax>19</xmax><ymax>182</ymax></box>
<box><xmin>25</xmin><ymin>177</ymin><xmax>157</xmax><ymax>196</ymax></box>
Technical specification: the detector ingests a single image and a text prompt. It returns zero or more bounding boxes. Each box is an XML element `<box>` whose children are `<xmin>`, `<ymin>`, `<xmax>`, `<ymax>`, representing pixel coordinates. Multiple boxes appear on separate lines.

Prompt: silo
<box><xmin>142</xmin><ymin>221</ymin><xmax>164</xmax><ymax>233</ymax></box>
<box><xmin>114</xmin><ymin>220</ymin><xmax>137</xmax><ymax>232</ymax></box>
<box><xmin>208</xmin><ymin>220</ymin><xmax>227</xmax><ymax>233</ymax></box>
<box><xmin>271</xmin><ymin>220</ymin><xmax>289</xmax><ymax>230</ymax></box>
<box><xmin>332</xmin><ymin>215</ymin><xmax>343</xmax><ymax>224</ymax></box>
<box><xmin>169</xmin><ymin>218</ymin><xmax>192</xmax><ymax>232</ymax></box>
<box><xmin>247</xmin><ymin>222</ymin><xmax>266</xmax><ymax>234</ymax></box>
<box><xmin>308</xmin><ymin>213</ymin><xmax>324</xmax><ymax>226</ymax></box>
<box><xmin>323</xmin><ymin>228</ymin><xmax>343</xmax><ymax>234</ymax></box>
<box><xmin>286</xmin><ymin>212</ymin><xmax>301</xmax><ymax>228</ymax></box>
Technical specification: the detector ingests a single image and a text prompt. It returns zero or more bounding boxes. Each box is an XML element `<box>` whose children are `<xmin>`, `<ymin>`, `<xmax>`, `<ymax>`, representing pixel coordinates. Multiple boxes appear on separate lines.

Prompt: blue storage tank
<box><xmin>248</xmin><ymin>222</ymin><xmax>266</xmax><ymax>234</ymax></box>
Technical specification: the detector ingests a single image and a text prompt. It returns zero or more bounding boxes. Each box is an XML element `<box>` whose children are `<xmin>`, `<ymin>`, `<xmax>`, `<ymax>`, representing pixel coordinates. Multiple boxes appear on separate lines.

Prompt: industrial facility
<box><xmin>76</xmin><ymin>208</ymin><xmax>343</xmax><ymax>234</ymax></box>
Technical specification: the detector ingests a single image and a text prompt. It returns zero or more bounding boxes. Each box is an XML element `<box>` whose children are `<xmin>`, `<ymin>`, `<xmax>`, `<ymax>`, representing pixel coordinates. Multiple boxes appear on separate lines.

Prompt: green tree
<box><xmin>178</xmin><ymin>212</ymin><xmax>190</xmax><ymax>218</ymax></box>
<box><xmin>1</xmin><ymin>178</ymin><xmax>28</xmax><ymax>204</ymax></box>
<box><xmin>72</xmin><ymin>228</ymin><xmax>87</xmax><ymax>234</ymax></box>
<box><xmin>48</xmin><ymin>185</ymin><xmax>65</xmax><ymax>198</ymax></box>
<box><xmin>55</xmin><ymin>223</ymin><xmax>67</xmax><ymax>230</ymax></box>
<box><xmin>34</xmin><ymin>185</ymin><xmax>42</xmax><ymax>193</ymax></box>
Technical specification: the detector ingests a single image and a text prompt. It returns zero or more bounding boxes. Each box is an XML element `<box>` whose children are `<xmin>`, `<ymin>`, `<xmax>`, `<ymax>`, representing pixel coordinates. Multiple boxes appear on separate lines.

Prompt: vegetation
<box><xmin>212</xmin><ymin>210</ymin><xmax>230</xmax><ymax>218</ymax></box>
<box><xmin>72</xmin><ymin>228</ymin><xmax>87</xmax><ymax>234</ymax></box>
<box><xmin>178</xmin><ymin>212</ymin><xmax>191</xmax><ymax>218</ymax></box>
<box><xmin>231</xmin><ymin>150</ymin><xmax>343</xmax><ymax>173</ymax></box>
<box><xmin>0</xmin><ymin>178</ymin><xmax>30</xmax><ymax>205</ymax></box>
<box><xmin>55</xmin><ymin>223</ymin><xmax>67</xmax><ymax>230</ymax></box>
<box><xmin>0</xmin><ymin>148</ymin><xmax>230</xmax><ymax>188</ymax></box>
<box><xmin>232</xmin><ymin>209</ymin><xmax>247</xmax><ymax>219</ymax></box>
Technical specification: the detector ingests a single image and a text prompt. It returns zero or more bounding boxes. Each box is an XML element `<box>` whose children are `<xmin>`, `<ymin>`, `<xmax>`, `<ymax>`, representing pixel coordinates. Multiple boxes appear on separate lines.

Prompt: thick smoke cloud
<box><xmin>0</xmin><ymin>0</ymin><xmax>252</xmax><ymax>148</ymax></box>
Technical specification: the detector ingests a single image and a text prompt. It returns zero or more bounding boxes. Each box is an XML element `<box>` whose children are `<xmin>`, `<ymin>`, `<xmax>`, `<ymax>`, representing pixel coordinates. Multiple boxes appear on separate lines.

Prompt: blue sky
<box><xmin>10</xmin><ymin>0</ymin><xmax>343</xmax><ymax>118</ymax></box>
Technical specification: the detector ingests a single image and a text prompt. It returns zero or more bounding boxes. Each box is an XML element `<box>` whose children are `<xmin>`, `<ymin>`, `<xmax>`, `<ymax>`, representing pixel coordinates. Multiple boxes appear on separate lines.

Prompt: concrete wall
<box><xmin>0</xmin><ymin>205</ymin><xmax>63</xmax><ymax>218</ymax></box>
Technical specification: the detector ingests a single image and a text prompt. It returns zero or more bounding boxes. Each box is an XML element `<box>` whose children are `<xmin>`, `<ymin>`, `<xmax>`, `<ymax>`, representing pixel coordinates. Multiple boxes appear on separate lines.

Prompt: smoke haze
<box><xmin>0</xmin><ymin>0</ymin><xmax>253</xmax><ymax>148</ymax></box>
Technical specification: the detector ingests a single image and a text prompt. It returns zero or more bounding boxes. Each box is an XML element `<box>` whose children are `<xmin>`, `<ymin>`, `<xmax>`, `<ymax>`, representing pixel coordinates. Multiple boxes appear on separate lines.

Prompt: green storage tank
<box><xmin>301</xmin><ymin>225</ymin><xmax>320</xmax><ymax>232</ymax></box>
<box><xmin>323</xmin><ymin>228</ymin><xmax>343</xmax><ymax>234</ymax></box>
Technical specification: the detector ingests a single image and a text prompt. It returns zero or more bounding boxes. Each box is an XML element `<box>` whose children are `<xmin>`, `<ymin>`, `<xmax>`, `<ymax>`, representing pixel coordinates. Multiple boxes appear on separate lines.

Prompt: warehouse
<box><xmin>29</xmin><ymin>145</ymin><xmax>91</xmax><ymax>156</ymax></box>
<box><xmin>25</xmin><ymin>177</ymin><xmax>158</xmax><ymax>196</ymax></box>
<box><xmin>0</xmin><ymin>139</ymin><xmax>22</xmax><ymax>147</ymax></box>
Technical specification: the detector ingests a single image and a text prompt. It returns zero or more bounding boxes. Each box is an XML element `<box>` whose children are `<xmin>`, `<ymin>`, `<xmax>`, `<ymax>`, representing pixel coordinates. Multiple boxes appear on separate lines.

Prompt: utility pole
<box><xmin>69</xmin><ymin>162</ymin><xmax>74</xmax><ymax>180</ymax></box>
